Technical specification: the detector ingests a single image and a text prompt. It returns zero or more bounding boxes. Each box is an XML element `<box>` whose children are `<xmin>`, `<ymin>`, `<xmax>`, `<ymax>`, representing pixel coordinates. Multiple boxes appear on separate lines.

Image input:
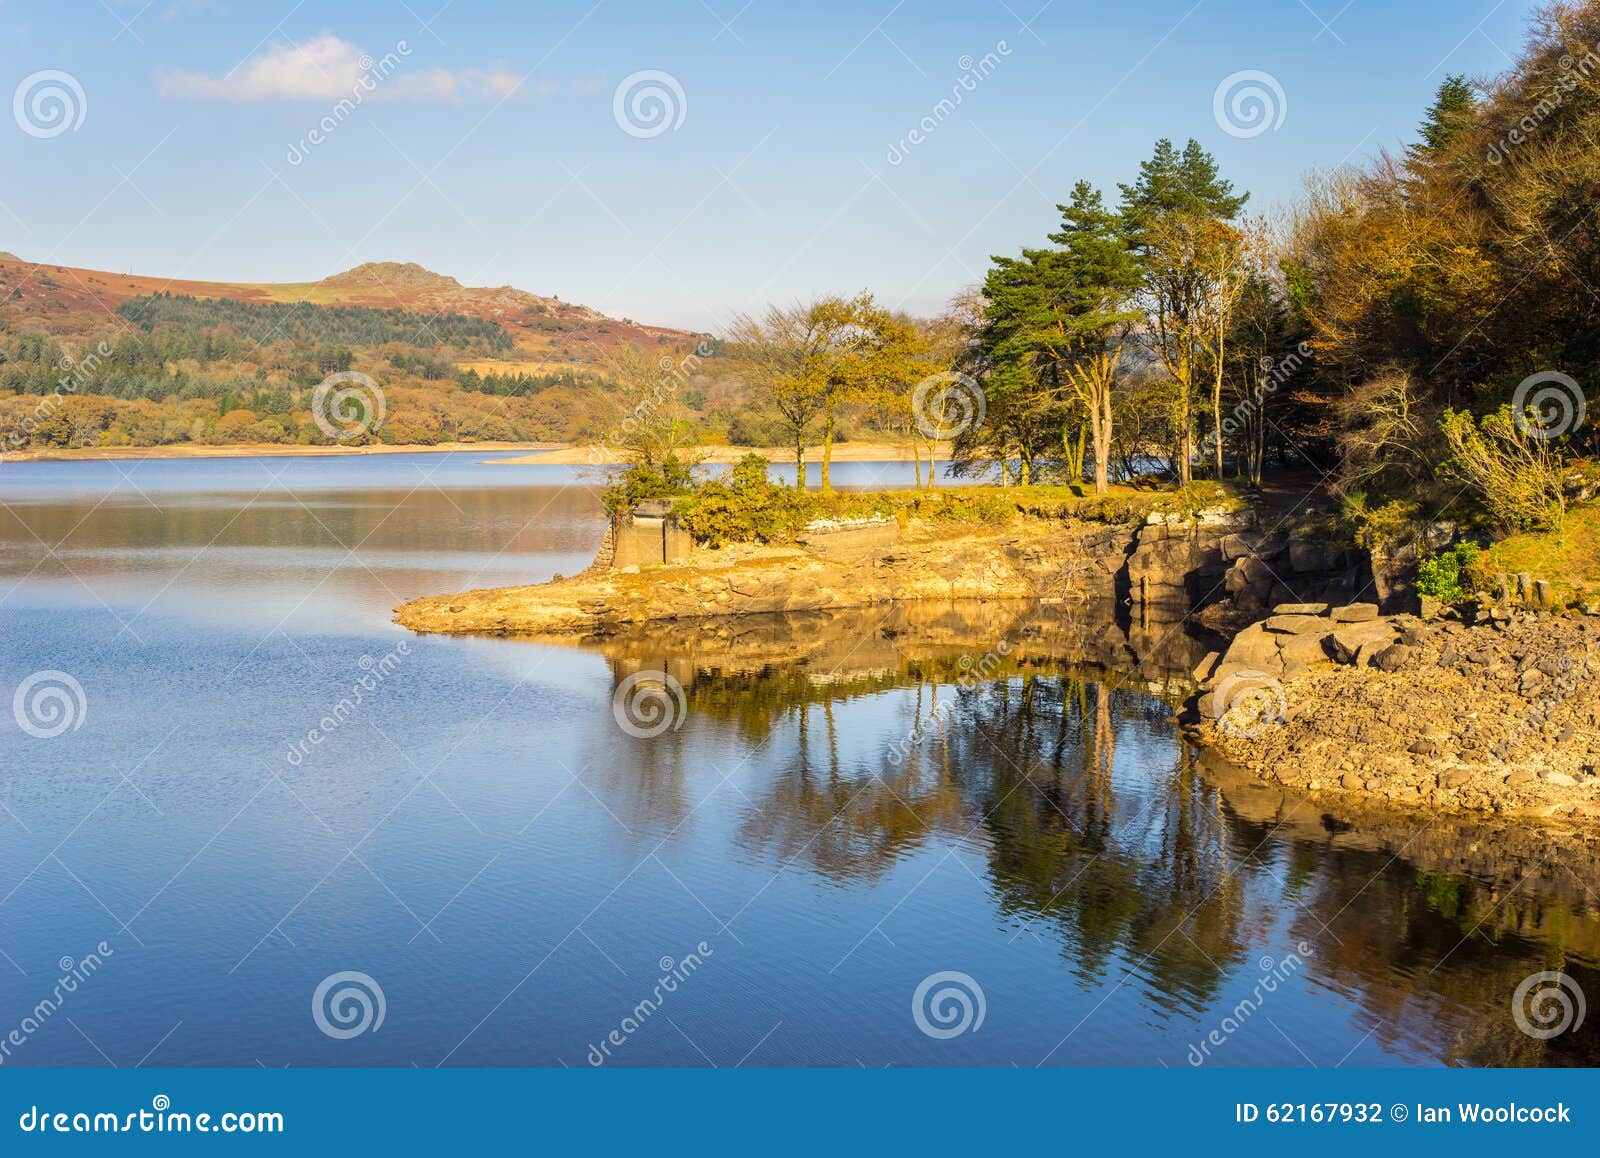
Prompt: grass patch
<box><xmin>1468</xmin><ymin>500</ymin><xmax>1600</xmax><ymax>606</ymax></box>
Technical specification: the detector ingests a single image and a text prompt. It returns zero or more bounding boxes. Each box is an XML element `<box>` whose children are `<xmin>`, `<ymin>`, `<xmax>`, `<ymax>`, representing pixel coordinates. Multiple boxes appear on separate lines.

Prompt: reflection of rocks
<box><xmin>574</xmin><ymin>601</ymin><xmax>1214</xmax><ymax>703</ymax></box>
<box><xmin>1202</xmin><ymin>751</ymin><xmax>1600</xmax><ymax>1066</ymax></box>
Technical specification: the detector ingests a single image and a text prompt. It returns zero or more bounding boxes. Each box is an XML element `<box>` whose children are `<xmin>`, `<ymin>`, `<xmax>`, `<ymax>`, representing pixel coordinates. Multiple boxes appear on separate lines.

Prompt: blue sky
<box><xmin>2</xmin><ymin>0</ymin><xmax>1540</xmax><ymax>331</ymax></box>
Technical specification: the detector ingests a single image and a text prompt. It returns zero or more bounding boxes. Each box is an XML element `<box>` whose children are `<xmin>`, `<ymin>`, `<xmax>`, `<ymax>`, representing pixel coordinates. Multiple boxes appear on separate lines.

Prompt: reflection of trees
<box><xmin>1208</xmin><ymin>758</ymin><xmax>1600</xmax><ymax>1065</ymax></box>
<box><xmin>588</xmin><ymin>604</ymin><xmax>1600</xmax><ymax>1065</ymax></box>
<box><xmin>935</xmin><ymin>676</ymin><xmax>1246</xmax><ymax>1009</ymax></box>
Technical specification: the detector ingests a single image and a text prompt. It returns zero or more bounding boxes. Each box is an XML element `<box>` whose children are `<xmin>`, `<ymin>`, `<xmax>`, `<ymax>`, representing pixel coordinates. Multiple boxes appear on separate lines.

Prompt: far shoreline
<box><xmin>0</xmin><ymin>439</ymin><xmax>947</xmax><ymax>467</ymax></box>
<box><xmin>486</xmin><ymin>440</ymin><xmax>949</xmax><ymax>466</ymax></box>
<box><xmin>0</xmin><ymin>440</ymin><xmax>565</xmax><ymax>465</ymax></box>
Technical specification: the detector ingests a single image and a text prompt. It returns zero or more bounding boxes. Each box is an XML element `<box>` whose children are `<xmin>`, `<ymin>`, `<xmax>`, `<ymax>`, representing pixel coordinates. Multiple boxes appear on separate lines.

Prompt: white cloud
<box><xmin>157</xmin><ymin>33</ymin><xmax>523</xmax><ymax>102</ymax></box>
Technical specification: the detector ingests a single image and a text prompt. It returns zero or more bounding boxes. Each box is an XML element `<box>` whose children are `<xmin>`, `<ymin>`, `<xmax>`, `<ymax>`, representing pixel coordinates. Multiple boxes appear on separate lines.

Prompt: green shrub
<box><xmin>674</xmin><ymin>454</ymin><xmax>816</xmax><ymax>546</ymax></box>
<box><xmin>602</xmin><ymin>454</ymin><xmax>696</xmax><ymax>516</ymax></box>
<box><xmin>1415</xmin><ymin>541</ymin><xmax>1480</xmax><ymax>601</ymax></box>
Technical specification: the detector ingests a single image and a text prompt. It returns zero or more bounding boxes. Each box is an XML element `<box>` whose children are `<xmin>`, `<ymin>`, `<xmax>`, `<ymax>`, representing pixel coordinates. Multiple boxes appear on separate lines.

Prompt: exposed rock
<box><xmin>1265</xmin><ymin>614</ymin><xmax>1331</xmax><ymax>635</ymax></box>
<box><xmin>1273</xmin><ymin>602</ymin><xmax>1330</xmax><ymax>616</ymax></box>
<box><xmin>1331</xmin><ymin>603</ymin><xmax>1380</xmax><ymax>623</ymax></box>
<box><xmin>1196</xmin><ymin>614</ymin><xmax>1600</xmax><ymax>820</ymax></box>
<box><xmin>1373</xmin><ymin>643</ymin><xmax>1414</xmax><ymax>672</ymax></box>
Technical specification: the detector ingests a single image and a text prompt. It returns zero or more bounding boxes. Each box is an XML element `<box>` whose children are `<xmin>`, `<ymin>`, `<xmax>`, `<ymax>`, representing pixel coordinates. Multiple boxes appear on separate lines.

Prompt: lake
<box><xmin>0</xmin><ymin>451</ymin><xmax>1594</xmax><ymax>1067</ymax></box>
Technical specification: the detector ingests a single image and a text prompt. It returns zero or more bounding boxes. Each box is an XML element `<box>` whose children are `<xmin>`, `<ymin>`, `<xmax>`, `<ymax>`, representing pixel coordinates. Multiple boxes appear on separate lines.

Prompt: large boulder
<box><xmin>1328</xmin><ymin>621</ymin><xmax>1397</xmax><ymax>663</ymax></box>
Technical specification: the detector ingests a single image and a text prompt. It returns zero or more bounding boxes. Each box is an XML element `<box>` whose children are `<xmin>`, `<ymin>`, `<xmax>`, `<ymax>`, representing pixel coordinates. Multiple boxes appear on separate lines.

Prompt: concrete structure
<box><xmin>609</xmin><ymin>499</ymin><xmax>694</xmax><ymax>569</ymax></box>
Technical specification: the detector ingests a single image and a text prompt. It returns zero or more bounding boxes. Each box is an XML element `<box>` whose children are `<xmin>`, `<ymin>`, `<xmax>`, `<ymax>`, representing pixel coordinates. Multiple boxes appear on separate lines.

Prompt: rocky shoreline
<box><xmin>1189</xmin><ymin>603</ymin><xmax>1600</xmax><ymax>820</ymax></box>
<box><xmin>396</xmin><ymin>501</ymin><xmax>1600</xmax><ymax>827</ymax></box>
<box><xmin>393</xmin><ymin>508</ymin><xmax>1257</xmax><ymax>636</ymax></box>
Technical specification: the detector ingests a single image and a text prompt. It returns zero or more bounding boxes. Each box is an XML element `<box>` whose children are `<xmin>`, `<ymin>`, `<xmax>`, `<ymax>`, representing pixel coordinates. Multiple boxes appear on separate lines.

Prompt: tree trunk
<box><xmin>1175</xmin><ymin>350</ymin><xmax>1193</xmax><ymax>486</ymax></box>
<box><xmin>820</xmin><ymin>411</ymin><xmax>834</xmax><ymax>494</ymax></box>
<box><xmin>794</xmin><ymin>432</ymin><xmax>807</xmax><ymax>491</ymax></box>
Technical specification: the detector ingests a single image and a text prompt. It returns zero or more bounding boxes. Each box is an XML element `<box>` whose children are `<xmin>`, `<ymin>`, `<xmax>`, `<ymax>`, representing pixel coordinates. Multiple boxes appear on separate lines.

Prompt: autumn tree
<box><xmin>1119</xmin><ymin>138</ymin><xmax>1248</xmax><ymax>484</ymax></box>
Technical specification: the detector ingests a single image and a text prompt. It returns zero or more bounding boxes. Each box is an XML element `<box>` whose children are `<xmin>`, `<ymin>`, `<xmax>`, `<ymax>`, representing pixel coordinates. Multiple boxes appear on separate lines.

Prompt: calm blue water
<box><xmin>0</xmin><ymin>453</ymin><xmax>1594</xmax><ymax>1067</ymax></box>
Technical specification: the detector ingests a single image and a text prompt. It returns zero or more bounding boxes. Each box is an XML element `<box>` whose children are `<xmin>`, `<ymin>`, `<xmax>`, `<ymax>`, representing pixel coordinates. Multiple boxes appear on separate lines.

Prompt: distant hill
<box><xmin>0</xmin><ymin>253</ymin><xmax>720</xmax><ymax>453</ymax></box>
<box><xmin>0</xmin><ymin>254</ymin><xmax>698</xmax><ymax>367</ymax></box>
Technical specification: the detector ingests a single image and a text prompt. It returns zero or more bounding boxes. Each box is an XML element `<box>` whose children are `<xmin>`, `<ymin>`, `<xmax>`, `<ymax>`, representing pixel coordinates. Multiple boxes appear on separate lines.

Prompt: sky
<box><xmin>1</xmin><ymin>0</ymin><xmax>1544</xmax><ymax>332</ymax></box>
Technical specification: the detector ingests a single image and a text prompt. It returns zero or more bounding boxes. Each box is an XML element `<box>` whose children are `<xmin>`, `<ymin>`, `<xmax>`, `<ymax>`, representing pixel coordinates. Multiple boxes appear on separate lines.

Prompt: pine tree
<box><xmin>1414</xmin><ymin>74</ymin><xmax>1475</xmax><ymax>156</ymax></box>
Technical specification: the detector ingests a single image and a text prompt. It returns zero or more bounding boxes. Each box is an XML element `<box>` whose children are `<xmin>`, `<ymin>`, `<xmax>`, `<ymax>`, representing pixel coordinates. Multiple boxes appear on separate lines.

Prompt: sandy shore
<box><xmin>486</xmin><ymin>441</ymin><xmax>949</xmax><ymax>466</ymax></box>
<box><xmin>2</xmin><ymin>441</ymin><xmax>563</xmax><ymax>464</ymax></box>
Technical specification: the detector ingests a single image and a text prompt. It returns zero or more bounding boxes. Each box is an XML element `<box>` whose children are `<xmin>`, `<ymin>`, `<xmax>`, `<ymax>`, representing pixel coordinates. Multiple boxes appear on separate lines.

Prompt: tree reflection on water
<box><xmin>577</xmin><ymin>602</ymin><xmax>1600</xmax><ymax>1066</ymax></box>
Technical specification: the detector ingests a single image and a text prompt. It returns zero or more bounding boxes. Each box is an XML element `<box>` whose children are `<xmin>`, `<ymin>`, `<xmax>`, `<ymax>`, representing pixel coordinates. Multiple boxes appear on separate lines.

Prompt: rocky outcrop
<box><xmin>397</xmin><ymin>509</ymin><xmax>1256</xmax><ymax>637</ymax></box>
<box><xmin>1214</xmin><ymin>529</ymin><xmax>1367</xmax><ymax>617</ymax></box>
<box><xmin>1191</xmin><ymin>606</ymin><xmax>1600</xmax><ymax>819</ymax></box>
